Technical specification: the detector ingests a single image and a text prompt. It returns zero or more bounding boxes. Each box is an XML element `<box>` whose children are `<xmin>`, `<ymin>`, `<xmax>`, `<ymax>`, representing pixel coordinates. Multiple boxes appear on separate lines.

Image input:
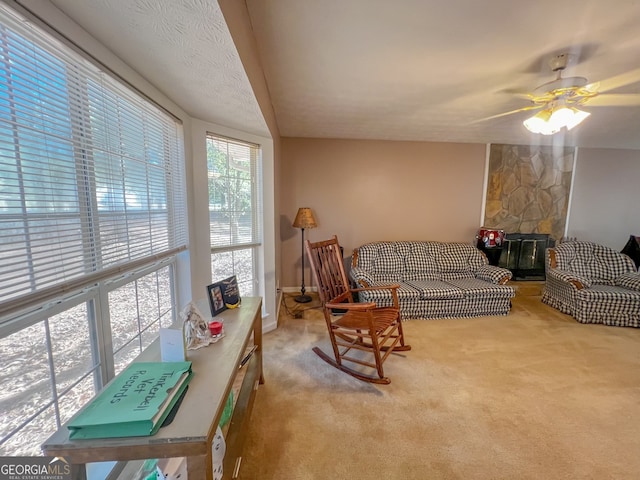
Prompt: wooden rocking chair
<box><xmin>304</xmin><ymin>235</ymin><xmax>411</xmax><ymax>384</ymax></box>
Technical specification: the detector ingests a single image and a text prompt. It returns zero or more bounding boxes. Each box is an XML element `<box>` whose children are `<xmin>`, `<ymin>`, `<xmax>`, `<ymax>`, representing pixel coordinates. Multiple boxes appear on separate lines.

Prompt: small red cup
<box><xmin>208</xmin><ymin>321</ymin><xmax>223</xmax><ymax>336</ymax></box>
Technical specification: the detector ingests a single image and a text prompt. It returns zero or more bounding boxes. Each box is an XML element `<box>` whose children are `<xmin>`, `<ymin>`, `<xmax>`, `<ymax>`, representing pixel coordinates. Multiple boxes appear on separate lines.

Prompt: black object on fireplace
<box><xmin>621</xmin><ymin>235</ymin><xmax>640</xmax><ymax>269</ymax></box>
<box><xmin>498</xmin><ymin>233</ymin><xmax>555</xmax><ymax>280</ymax></box>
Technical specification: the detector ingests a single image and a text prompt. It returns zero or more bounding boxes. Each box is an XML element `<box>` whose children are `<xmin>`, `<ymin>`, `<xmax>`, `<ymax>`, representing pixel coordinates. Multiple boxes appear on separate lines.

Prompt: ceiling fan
<box><xmin>478</xmin><ymin>53</ymin><xmax>640</xmax><ymax>134</ymax></box>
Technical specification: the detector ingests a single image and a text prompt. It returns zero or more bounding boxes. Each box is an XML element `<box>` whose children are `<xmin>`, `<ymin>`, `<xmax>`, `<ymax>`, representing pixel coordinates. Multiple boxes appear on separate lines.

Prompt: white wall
<box><xmin>567</xmin><ymin>148</ymin><xmax>640</xmax><ymax>249</ymax></box>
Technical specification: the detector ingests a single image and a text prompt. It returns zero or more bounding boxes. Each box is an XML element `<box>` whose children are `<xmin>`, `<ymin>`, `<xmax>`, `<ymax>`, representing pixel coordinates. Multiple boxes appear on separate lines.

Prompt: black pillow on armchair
<box><xmin>621</xmin><ymin>235</ymin><xmax>640</xmax><ymax>269</ymax></box>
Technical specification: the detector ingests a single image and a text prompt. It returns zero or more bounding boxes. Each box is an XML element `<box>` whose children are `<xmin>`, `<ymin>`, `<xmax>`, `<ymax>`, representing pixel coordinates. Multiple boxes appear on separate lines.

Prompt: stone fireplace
<box><xmin>483</xmin><ymin>144</ymin><xmax>574</xmax><ymax>243</ymax></box>
<box><xmin>483</xmin><ymin>144</ymin><xmax>573</xmax><ymax>280</ymax></box>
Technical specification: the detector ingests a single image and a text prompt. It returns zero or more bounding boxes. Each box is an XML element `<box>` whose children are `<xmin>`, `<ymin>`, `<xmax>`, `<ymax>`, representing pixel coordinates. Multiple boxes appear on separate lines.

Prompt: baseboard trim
<box><xmin>281</xmin><ymin>286</ymin><xmax>318</xmax><ymax>293</ymax></box>
<box><xmin>263</xmin><ymin>316</ymin><xmax>277</xmax><ymax>333</ymax></box>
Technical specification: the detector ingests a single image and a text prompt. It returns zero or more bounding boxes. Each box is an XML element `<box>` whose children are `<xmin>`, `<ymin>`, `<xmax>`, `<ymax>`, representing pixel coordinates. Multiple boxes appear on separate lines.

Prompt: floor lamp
<box><xmin>292</xmin><ymin>207</ymin><xmax>317</xmax><ymax>303</ymax></box>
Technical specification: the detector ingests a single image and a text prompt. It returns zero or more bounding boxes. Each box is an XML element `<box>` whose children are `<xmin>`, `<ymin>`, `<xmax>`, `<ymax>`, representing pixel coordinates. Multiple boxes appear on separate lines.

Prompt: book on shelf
<box><xmin>67</xmin><ymin>361</ymin><xmax>193</xmax><ymax>440</ymax></box>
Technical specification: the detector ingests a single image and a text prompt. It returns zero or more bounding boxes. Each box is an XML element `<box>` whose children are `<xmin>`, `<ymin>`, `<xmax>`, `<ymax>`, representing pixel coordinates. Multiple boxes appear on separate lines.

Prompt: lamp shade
<box><xmin>292</xmin><ymin>207</ymin><xmax>317</xmax><ymax>229</ymax></box>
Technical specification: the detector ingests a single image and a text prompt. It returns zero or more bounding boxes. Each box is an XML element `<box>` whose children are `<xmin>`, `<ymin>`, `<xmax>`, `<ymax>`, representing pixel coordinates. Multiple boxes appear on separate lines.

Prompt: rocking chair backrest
<box><xmin>304</xmin><ymin>236</ymin><xmax>411</xmax><ymax>384</ymax></box>
<box><xmin>305</xmin><ymin>236</ymin><xmax>352</xmax><ymax>304</ymax></box>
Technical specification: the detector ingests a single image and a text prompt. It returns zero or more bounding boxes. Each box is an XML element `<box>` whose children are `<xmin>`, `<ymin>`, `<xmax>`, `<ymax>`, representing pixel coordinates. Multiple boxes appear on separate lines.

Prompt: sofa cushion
<box><xmin>446</xmin><ymin>278</ymin><xmax>515</xmax><ymax>297</ymax></box>
<box><xmin>371</xmin><ymin>244</ymin><xmax>403</xmax><ymax>272</ymax></box>
<box><xmin>350</xmin><ymin>267</ymin><xmax>402</xmax><ymax>286</ymax></box>
<box><xmin>371</xmin><ymin>273</ymin><xmax>402</xmax><ymax>283</ymax></box>
<box><xmin>574</xmin><ymin>285</ymin><xmax>640</xmax><ymax>327</ymax></box>
<box><xmin>403</xmin><ymin>242</ymin><xmax>440</xmax><ymax>281</ymax></box>
<box><xmin>614</xmin><ymin>272</ymin><xmax>640</xmax><ymax>292</ymax></box>
<box><xmin>405</xmin><ymin>280</ymin><xmax>463</xmax><ymax>300</ymax></box>
<box><xmin>357</xmin><ymin>281</ymin><xmax>421</xmax><ymax>308</ymax></box>
<box><xmin>555</xmin><ymin>242</ymin><xmax>636</xmax><ymax>285</ymax></box>
<box><xmin>437</xmin><ymin>243</ymin><xmax>486</xmax><ymax>280</ymax></box>
<box><xmin>403</xmin><ymin>271</ymin><xmax>441</xmax><ymax>281</ymax></box>
<box><xmin>358</xmin><ymin>242</ymin><xmax>409</xmax><ymax>275</ymax></box>
<box><xmin>441</xmin><ymin>270</ymin><xmax>475</xmax><ymax>281</ymax></box>
<box><xmin>576</xmin><ymin>284</ymin><xmax>640</xmax><ymax>307</ymax></box>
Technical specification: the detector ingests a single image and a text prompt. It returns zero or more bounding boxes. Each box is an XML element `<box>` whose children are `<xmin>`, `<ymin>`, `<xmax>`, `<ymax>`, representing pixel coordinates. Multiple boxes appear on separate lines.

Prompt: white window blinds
<box><xmin>0</xmin><ymin>5</ymin><xmax>187</xmax><ymax>312</ymax></box>
<box><xmin>207</xmin><ymin>134</ymin><xmax>261</xmax><ymax>249</ymax></box>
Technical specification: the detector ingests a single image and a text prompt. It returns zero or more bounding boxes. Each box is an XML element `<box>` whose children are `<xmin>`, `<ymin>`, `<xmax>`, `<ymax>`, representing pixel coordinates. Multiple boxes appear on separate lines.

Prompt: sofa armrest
<box><xmin>548</xmin><ymin>268</ymin><xmax>591</xmax><ymax>290</ymax></box>
<box><xmin>614</xmin><ymin>272</ymin><xmax>640</xmax><ymax>292</ymax></box>
<box><xmin>349</xmin><ymin>267</ymin><xmax>374</xmax><ymax>288</ymax></box>
<box><xmin>475</xmin><ymin>265</ymin><xmax>513</xmax><ymax>285</ymax></box>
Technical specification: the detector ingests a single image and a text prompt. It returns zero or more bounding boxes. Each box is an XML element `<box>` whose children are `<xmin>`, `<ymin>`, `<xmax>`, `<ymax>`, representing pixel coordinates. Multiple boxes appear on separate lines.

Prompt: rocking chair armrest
<box><xmin>325</xmin><ymin>301</ymin><xmax>377</xmax><ymax>311</ymax></box>
<box><xmin>351</xmin><ymin>283</ymin><xmax>401</xmax><ymax>310</ymax></box>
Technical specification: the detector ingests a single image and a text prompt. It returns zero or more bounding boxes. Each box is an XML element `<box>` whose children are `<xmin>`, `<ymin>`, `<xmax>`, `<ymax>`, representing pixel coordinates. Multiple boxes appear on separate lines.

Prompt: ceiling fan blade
<box><xmin>593</xmin><ymin>68</ymin><xmax>640</xmax><ymax>93</ymax></box>
<box><xmin>586</xmin><ymin>93</ymin><xmax>640</xmax><ymax>106</ymax></box>
<box><xmin>510</xmin><ymin>92</ymin><xmax>536</xmax><ymax>101</ymax></box>
<box><xmin>583</xmin><ymin>81</ymin><xmax>599</xmax><ymax>93</ymax></box>
<box><xmin>500</xmin><ymin>88</ymin><xmax>534</xmax><ymax>100</ymax></box>
<box><xmin>470</xmin><ymin>105</ymin><xmax>542</xmax><ymax>123</ymax></box>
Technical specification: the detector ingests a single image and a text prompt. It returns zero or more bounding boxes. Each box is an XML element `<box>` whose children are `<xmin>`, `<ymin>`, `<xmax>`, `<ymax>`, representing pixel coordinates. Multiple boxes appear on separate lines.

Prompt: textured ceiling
<box><xmin>46</xmin><ymin>0</ymin><xmax>640</xmax><ymax>149</ymax></box>
<box><xmin>48</xmin><ymin>0</ymin><xmax>269</xmax><ymax>137</ymax></box>
<box><xmin>245</xmin><ymin>0</ymin><xmax>640</xmax><ymax>149</ymax></box>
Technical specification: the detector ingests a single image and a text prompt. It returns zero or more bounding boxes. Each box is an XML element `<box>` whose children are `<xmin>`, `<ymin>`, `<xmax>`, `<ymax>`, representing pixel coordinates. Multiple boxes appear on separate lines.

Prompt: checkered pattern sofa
<box><xmin>349</xmin><ymin>241</ymin><xmax>515</xmax><ymax>320</ymax></box>
<box><xmin>542</xmin><ymin>241</ymin><xmax>640</xmax><ymax>327</ymax></box>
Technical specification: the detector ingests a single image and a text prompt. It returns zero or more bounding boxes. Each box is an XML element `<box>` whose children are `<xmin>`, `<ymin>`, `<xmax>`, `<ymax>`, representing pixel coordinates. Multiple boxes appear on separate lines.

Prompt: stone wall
<box><xmin>484</xmin><ymin>144</ymin><xmax>574</xmax><ymax>242</ymax></box>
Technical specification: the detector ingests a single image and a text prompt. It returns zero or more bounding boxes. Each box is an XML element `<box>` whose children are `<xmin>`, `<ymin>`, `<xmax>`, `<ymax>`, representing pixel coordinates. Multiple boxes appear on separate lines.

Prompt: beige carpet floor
<box><xmin>240</xmin><ymin>294</ymin><xmax>640</xmax><ymax>479</ymax></box>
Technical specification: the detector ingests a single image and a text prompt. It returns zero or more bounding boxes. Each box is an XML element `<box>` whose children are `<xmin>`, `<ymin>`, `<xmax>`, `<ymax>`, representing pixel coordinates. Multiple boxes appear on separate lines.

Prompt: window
<box><xmin>0</xmin><ymin>4</ymin><xmax>186</xmax><ymax>456</ymax></box>
<box><xmin>109</xmin><ymin>265</ymin><xmax>175</xmax><ymax>375</ymax></box>
<box><xmin>207</xmin><ymin>134</ymin><xmax>261</xmax><ymax>296</ymax></box>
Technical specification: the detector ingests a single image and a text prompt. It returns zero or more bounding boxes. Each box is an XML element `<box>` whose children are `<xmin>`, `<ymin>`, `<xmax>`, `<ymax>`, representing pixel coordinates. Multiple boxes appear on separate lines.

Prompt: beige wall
<box><xmin>280</xmin><ymin>138</ymin><xmax>487</xmax><ymax>287</ymax></box>
<box><xmin>568</xmin><ymin>148</ymin><xmax>640</xmax><ymax>249</ymax></box>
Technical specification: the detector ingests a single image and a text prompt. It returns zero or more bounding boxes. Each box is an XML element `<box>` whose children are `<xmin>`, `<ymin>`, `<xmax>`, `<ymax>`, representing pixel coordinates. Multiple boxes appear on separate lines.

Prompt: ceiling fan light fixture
<box><xmin>564</xmin><ymin>108</ymin><xmax>591</xmax><ymax>130</ymax></box>
<box><xmin>523</xmin><ymin>109</ymin><xmax>559</xmax><ymax>135</ymax></box>
<box><xmin>523</xmin><ymin>106</ymin><xmax>590</xmax><ymax>135</ymax></box>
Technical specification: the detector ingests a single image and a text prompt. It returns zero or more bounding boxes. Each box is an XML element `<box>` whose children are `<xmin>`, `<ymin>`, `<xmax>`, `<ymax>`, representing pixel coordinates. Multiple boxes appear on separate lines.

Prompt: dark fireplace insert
<box><xmin>498</xmin><ymin>233</ymin><xmax>555</xmax><ymax>280</ymax></box>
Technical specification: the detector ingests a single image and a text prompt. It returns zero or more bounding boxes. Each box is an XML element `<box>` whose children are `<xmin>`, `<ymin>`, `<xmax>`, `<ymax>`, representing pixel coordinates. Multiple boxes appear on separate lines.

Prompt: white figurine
<box><xmin>181</xmin><ymin>302</ymin><xmax>211</xmax><ymax>350</ymax></box>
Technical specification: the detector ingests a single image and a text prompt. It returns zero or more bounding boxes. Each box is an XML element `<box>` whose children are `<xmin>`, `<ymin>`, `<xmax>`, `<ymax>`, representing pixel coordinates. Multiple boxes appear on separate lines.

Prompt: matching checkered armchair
<box><xmin>542</xmin><ymin>241</ymin><xmax>640</xmax><ymax>327</ymax></box>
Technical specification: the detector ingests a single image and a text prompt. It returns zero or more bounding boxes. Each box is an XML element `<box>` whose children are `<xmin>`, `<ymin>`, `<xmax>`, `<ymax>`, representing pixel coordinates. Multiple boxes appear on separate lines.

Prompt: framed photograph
<box><xmin>206</xmin><ymin>275</ymin><xmax>241</xmax><ymax>316</ymax></box>
<box><xmin>207</xmin><ymin>283</ymin><xmax>226</xmax><ymax>316</ymax></box>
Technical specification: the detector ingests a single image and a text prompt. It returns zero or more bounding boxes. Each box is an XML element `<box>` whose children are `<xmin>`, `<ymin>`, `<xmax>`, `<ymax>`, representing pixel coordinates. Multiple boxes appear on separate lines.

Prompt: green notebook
<box><xmin>67</xmin><ymin>361</ymin><xmax>193</xmax><ymax>440</ymax></box>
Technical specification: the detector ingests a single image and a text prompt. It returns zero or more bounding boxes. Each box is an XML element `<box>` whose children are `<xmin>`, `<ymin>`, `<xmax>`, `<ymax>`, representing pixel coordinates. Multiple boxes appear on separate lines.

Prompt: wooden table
<box><xmin>42</xmin><ymin>297</ymin><xmax>264</xmax><ymax>480</ymax></box>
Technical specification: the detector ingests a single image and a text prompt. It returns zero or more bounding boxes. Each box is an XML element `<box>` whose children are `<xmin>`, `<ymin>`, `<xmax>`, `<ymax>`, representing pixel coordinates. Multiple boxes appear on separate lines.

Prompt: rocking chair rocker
<box><xmin>305</xmin><ymin>235</ymin><xmax>411</xmax><ymax>384</ymax></box>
